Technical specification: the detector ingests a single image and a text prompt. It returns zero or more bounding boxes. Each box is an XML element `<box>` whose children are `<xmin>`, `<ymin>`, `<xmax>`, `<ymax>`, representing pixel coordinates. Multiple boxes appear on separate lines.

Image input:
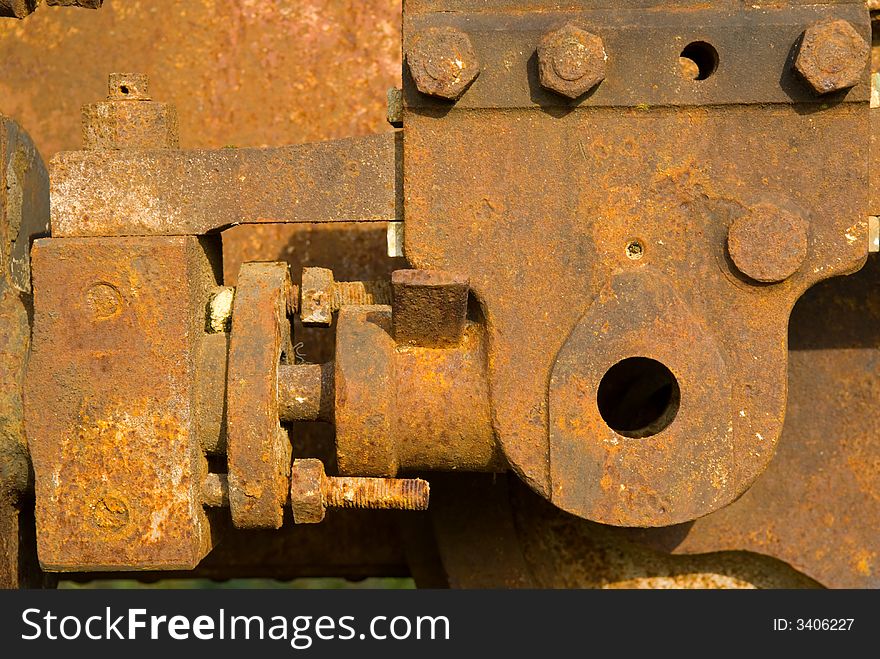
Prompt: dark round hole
<box><xmin>120</xmin><ymin>85</ymin><xmax>130</xmax><ymax>95</ymax></box>
<box><xmin>597</xmin><ymin>357</ymin><xmax>680</xmax><ymax>438</ymax></box>
<box><xmin>679</xmin><ymin>41</ymin><xmax>718</xmax><ymax>81</ymax></box>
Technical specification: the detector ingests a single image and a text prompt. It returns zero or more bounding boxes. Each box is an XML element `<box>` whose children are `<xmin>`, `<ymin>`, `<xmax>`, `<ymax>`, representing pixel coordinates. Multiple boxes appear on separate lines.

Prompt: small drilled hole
<box><xmin>597</xmin><ymin>357</ymin><xmax>680</xmax><ymax>438</ymax></box>
<box><xmin>679</xmin><ymin>41</ymin><xmax>719</xmax><ymax>81</ymax></box>
<box><xmin>625</xmin><ymin>240</ymin><xmax>644</xmax><ymax>260</ymax></box>
<box><xmin>120</xmin><ymin>85</ymin><xmax>130</xmax><ymax>95</ymax></box>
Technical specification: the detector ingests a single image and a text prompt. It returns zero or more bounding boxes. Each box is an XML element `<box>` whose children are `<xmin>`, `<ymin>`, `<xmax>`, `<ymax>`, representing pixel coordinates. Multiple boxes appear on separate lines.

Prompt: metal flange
<box><xmin>227</xmin><ymin>262</ymin><xmax>294</xmax><ymax>529</ymax></box>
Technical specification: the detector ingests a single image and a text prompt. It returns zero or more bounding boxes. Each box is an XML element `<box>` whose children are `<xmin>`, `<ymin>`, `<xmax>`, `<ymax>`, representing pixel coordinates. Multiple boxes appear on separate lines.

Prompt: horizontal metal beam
<box><xmin>51</xmin><ymin>132</ymin><xmax>402</xmax><ymax>237</ymax></box>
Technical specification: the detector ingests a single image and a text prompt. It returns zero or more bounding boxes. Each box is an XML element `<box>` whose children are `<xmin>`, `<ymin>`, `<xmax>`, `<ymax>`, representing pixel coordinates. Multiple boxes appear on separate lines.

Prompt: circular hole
<box><xmin>597</xmin><ymin>357</ymin><xmax>680</xmax><ymax>438</ymax></box>
<box><xmin>625</xmin><ymin>240</ymin><xmax>644</xmax><ymax>260</ymax></box>
<box><xmin>120</xmin><ymin>85</ymin><xmax>130</xmax><ymax>95</ymax></box>
<box><xmin>678</xmin><ymin>41</ymin><xmax>719</xmax><ymax>81</ymax></box>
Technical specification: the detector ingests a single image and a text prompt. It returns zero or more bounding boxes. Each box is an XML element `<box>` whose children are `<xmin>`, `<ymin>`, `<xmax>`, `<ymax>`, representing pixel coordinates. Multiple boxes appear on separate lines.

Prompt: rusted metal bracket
<box><xmin>402</xmin><ymin>0</ymin><xmax>869</xmax><ymax>526</ymax></box>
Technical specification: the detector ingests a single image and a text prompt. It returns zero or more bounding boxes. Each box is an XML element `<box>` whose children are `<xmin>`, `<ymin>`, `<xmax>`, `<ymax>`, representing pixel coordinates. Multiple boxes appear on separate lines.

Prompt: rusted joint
<box><xmin>278</xmin><ymin>362</ymin><xmax>335</xmax><ymax>422</ymax></box>
<box><xmin>290</xmin><ymin>458</ymin><xmax>429</xmax><ymax>524</ymax></box>
<box><xmin>300</xmin><ymin>267</ymin><xmax>392</xmax><ymax>326</ymax></box>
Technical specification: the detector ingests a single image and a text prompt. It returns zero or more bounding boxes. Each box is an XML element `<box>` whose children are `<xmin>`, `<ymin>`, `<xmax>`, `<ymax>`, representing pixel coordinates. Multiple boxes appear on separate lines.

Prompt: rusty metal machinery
<box><xmin>2</xmin><ymin>0</ymin><xmax>880</xmax><ymax>589</ymax></box>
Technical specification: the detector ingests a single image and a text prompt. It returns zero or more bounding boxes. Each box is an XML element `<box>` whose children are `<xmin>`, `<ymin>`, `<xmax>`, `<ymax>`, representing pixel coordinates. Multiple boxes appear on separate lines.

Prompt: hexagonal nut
<box><xmin>406</xmin><ymin>27</ymin><xmax>480</xmax><ymax>101</ymax></box>
<box><xmin>300</xmin><ymin>267</ymin><xmax>335</xmax><ymax>325</ymax></box>
<box><xmin>794</xmin><ymin>19</ymin><xmax>868</xmax><ymax>95</ymax></box>
<box><xmin>537</xmin><ymin>24</ymin><xmax>607</xmax><ymax>99</ymax></box>
<box><xmin>290</xmin><ymin>459</ymin><xmax>326</xmax><ymax>524</ymax></box>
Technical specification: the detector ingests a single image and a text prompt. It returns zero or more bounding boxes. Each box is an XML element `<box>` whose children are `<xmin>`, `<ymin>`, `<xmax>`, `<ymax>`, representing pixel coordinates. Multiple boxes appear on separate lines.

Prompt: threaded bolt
<box><xmin>290</xmin><ymin>458</ymin><xmax>429</xmax><ymax>524</ymax></box>
<box><xmin>300</xmin><ymin>267</ymin><xmax>392</xmax><ymax>326</ymax></box>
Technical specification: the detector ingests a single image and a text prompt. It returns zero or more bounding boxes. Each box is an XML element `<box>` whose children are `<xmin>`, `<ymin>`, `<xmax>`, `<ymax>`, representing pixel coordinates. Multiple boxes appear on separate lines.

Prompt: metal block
<box><xmin>25</xmin><ymin>236</ymin><xmax>220</xmax><ymax>570</ymax></box>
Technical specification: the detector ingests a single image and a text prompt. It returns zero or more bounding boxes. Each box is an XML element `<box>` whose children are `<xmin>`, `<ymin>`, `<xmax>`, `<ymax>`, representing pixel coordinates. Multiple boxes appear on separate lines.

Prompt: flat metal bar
<box><xmin>51</xmin><ymin>132</ymin><xmax>402</xmax><ymax>237</ymax></box>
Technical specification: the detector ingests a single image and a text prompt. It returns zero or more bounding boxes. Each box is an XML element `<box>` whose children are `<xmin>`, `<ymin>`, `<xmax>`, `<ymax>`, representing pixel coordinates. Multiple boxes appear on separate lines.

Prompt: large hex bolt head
<box><xmin>727</xmin><ymin>203</ymin><xmax>808</xmax><ymax>283</ymax></box>
<box><xmin>537</xmin><ymin>24</ymin><xmax>607</xmax><ymax>99</ymax></box>
<box><xmin>406</xmin><ymin>27</ymin><xmax>480</xmax><ymax>101</ymax></box>
<box><xmin>794</xmin><ymin>19</ymin><xmax>868</xmax><ymax>95</ymax></box>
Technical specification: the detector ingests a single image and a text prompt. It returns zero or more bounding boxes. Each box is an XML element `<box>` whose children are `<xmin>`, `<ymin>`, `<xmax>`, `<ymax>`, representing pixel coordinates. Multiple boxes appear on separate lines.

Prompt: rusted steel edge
<box><xmin>50</xmin><ymin>131</ymin><xmax>402</xmax><ymax>237</ymax></box>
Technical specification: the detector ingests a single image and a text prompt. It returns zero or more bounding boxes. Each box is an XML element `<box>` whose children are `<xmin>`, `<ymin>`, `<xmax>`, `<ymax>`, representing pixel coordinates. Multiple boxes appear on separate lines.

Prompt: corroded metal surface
<box><xmin>391</xmin><ymin>269</ymin><xmax>469</xmax><ymax>348</ymax></box>
<box><xmin>621</xmin><ymin>257</ymin><xmax>880</xmax><ymax>588</ymax></box>
<box><xmin>227</xmin><ymin>262</ymin><xmax>293</xmax><ymax>529</ymax></box>
<box><xmin>82</xmin><ymin>73</ymin><xmax>179</xmax><ymax>150</ymax></box>
<box><xmin>290</xmin><ymin>458</ymin><xmax>429</xmax><ymax>524</ymax></box>
<box><xmin>278</xmin><ymin>363</ymin><xmax>334</xmax><ymax>422</ymax></box>
<box><xmin>727</xmin><ymin>202</ymin><xmax>809</xmax><ymax>283</ymax></box>
<box><xmin>0</xmin><ymin>1</ymin><xmax>402</xmax><ymax>157</ymax></box>
<box><xmin>25</xmin><ymin>236</ymin><xmax>220</xmax><ymax>570</ymax></box>
<box><xmin>794</xmin><ymin>18</ymin><xmax>869</xmax><ymax>95</ymax></box>
<box><xmin>417</xmin><ymin>473</ymin><xmax>822</xmax><ymax>589</ymax></box>
<box><xmin>334</xmin><ymin>306</ymin><xmax>502</xmax><ymax>477</ymax></box>
<box><xmin>402</xmin><ymin>1</ymin><xmax>868</xmax><ymax>525</ymax></box>
<box><xmin>0</xmin><ymin>117</ymin><xmax>49</xmax><ymax>588</ymax></box>
<box><xmin>405</xmin><ymin>26</ymin><xmax>480</xmax><ymax>100</ymax></box>
<box><xmin>537</xmin><ymin>23</ymin><xmax>607</xmax><ymax>99</ymax></box>
<box><xmin>51</xmin><ymin>132</ymin><xmax>402</xmax><ymax>237</ymax></box>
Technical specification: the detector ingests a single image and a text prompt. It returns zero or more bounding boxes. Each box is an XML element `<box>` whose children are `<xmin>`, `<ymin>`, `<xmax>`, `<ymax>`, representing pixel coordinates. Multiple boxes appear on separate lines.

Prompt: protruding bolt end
<box><xmin>869</xmin><ymin>216</ymin><xmax>879</xmax><ymax>253</ymax></box>
<box><xmin>387</xmin><ymin>88</ymin><xmax>403</xmax><ymax>126</ymax></box>
<box><xmin>794</xmin><ymin>19</ymin><xmax>868</xmax><ymax>95</ymax></box>
<box><xmin>537</xmin><ymin>23</ymin><xmax>607</xmax><ymax>99</ymax></box>
<box><xmin>290</xmin><ymin>459</ymin><xmax>430</xmax><ymax>524</ymax></box>
<box><xmin>406</xmin><ymin>27</ymin><xmax>480</xmax><ymax>101</ymax></box>
<box><xmin>728</xmin><ymin>203</ymin><xmax>808</xmax><ymax>283</ymax></box>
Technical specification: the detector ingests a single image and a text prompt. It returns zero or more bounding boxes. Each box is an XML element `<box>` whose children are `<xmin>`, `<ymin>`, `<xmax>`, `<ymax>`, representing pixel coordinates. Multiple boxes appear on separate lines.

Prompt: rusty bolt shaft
<box><xmin>323</xmin><ymin>476</ymin><xmax>429</xmax><ymax>511</ymax></box>
<box><xmin>301</xmin><ymin>267</ymin><xmax>392</xmax><ymax>325</ymax></box>
<box><xmin>290</xmin><ymin>458</ymin><xmax>429</xmax><ymax>524</ymax></box>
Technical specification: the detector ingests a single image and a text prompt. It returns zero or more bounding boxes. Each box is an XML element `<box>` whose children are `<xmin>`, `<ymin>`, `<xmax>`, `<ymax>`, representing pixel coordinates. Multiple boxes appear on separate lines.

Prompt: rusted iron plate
<box><xmin>25</xmin><ymin>236</ymin><xmax>220</xmax><ymax>570</ymax></box>
<box><xmin>403</xmin><ymin>2</ymin><xmax>868</xmax><ymax>523</ymax></box>
<box><xmin>622</xmin><ymin>257</ymin><xmax>880</xmax><ymax>588</ymax></box>
<box><xmin>550</xmin><ymin>271</ymin><xmax>732</xmax><ymax>526</ymax></box>
<box><xmin>227</xmin><ymin>262</ymin><xmax>293</xmax><ymax>529</ymax></box>
<box><xmin>51</xmin><ymin>132</ymin><xmax>401</xmax><ymax>237</ymax></box>
<box><xmin>403</xmin><ymin>4</ymin><xmax>869</xmax><ymax>111</ymax></box>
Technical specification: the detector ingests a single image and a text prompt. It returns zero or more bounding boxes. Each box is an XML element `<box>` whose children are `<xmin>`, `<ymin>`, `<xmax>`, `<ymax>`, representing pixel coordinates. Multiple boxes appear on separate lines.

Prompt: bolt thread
<box><xmin>332</xmin><ymin>280</ymin><xmax>392</xmax><ymax>309</ymax></box>
<box><xmin>323</xmin><ymin>476</ymin><xmax>429</xmax><ymax>511</ymax></box>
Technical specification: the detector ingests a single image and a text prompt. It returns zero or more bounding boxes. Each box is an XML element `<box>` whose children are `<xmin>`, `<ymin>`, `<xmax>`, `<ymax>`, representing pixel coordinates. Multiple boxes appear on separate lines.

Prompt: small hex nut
<box><xmin>794</xmin><ymin>19</ymin><xmax>868</xmax><ymax>95</ymax></box>
<box><xmin>537</xmin><ymin>24</ymin><xmax>607</xmax><ymax>99</ymax></box>
<box><xmin>290</xmin><ymin>459</ymin><xmax>326</xmax><ymax>524</ymax></box>
<box><xmin>406</xmin><ymin>27</ymin><xmax>480</xmax><ymax>101</ymax></box>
